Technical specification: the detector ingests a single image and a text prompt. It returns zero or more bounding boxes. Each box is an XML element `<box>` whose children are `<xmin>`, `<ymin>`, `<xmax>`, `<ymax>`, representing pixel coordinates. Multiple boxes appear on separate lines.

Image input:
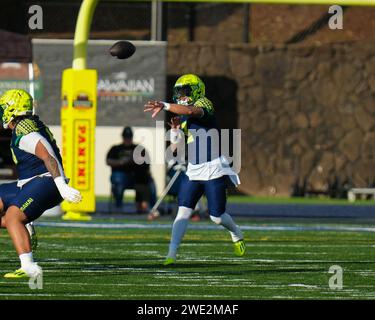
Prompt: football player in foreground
<box><xmin>144</xmin><ymin>74</ymin><xmax>245</xmax><ymax>265</ymax></box>
<box><xmin>0</xmin><ymin>89</ymin><xmax>82</xmax><ymax>278</ymax></box>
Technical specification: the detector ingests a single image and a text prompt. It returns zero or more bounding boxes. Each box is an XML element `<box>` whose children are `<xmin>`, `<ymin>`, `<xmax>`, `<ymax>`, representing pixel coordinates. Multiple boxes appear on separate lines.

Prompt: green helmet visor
<box><xmin>173</xmin><ymin>85</ymin><xmax>193</xmax><ymax>103</ymax></box>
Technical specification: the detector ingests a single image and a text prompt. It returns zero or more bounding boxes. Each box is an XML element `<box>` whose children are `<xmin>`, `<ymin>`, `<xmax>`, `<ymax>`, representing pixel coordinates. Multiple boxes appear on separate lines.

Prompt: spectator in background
<box><xmin>106</xmin><ymin>126</ymin><xmax>157</xmax><ymax>213</ymax></box>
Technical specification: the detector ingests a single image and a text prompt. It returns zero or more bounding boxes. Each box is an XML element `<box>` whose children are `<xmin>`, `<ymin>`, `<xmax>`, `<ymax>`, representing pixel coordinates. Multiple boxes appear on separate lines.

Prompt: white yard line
<box><xmin>1</xmin><ymin>281</ymin><xmax>374</xmax><ymax>290</ymax></box>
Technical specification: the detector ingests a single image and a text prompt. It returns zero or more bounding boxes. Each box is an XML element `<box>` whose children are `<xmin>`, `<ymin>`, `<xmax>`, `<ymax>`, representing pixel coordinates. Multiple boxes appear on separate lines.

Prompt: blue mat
<box><xmin>96</xmin><ymin>201</ymin><xmax>375</xmax><ymax>219</ymax></box>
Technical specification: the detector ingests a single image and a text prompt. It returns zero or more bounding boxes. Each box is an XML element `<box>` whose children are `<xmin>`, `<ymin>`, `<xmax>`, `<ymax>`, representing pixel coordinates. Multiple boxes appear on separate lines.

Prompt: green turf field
<box><xmin>0</xmin><ymin>218</ymin><xmax>374</xmax><ymax>300</ymax></box>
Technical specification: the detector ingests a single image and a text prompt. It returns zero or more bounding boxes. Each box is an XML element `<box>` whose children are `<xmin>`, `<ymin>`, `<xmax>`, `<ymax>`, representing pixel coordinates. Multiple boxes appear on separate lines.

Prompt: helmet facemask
<box><xmin>173</xmin><ymin>85</ymin><xmax>194</xmax><ymax>105</ymax></box>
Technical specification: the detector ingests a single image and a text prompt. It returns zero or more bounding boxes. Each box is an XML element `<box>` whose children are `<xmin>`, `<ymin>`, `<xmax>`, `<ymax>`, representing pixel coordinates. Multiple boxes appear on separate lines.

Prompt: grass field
<box><xmin>0</xmin><ymin>217</ymin><xmax>374</xmax><ymax>300</ymax></box>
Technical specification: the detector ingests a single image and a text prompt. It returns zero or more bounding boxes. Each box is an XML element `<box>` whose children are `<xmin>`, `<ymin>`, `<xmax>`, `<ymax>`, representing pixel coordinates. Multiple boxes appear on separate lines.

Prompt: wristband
<box><xmin>162</xmin><ymin>102</ymin><xmax>171</xmax><ymax>111</ymax></box>
<box><xmin>54</xmin><ymin>176</ymin><xmax>67</xmax><ymax>189</ymax></box>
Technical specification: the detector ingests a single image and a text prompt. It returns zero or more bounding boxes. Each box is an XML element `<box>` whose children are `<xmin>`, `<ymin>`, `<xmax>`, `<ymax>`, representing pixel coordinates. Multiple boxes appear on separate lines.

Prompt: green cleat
<box><xmin>163</xmin><ymin>257</ymin><xmax>176</xmax><ymax>266</ymax></box>
<box><xmin>4</xmin><ymin>269</ymin><xmax>28</xmax><ymax>279</ymax></box>
<box><xmin>26</xmin><ymin>222</ymin><xmax>38</xmax><ymax>251</ymax></box>
<box><xmin>234</xmin><ymin>240</ymin><xmax>246</xmax><ymax>257</ymax></box>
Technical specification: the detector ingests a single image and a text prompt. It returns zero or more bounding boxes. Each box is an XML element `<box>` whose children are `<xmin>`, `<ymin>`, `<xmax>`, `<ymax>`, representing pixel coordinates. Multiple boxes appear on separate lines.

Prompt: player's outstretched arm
<box><xmin>144</xmin><ymin>101</ymin><xmax>203</xmax><ymax>118</ymax></box>
<box><xmin>34</xmin><ymin>140</ymin><xmax>82</xmax><ymax>204</ymax></box>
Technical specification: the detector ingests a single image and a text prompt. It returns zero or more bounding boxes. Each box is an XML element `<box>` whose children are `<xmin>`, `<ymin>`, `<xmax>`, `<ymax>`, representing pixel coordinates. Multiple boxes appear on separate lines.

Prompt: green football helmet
<box><xmin>0</xmin><ymin>89</ymin><xmax>33</xmax><ymax>129</ymax></box>
<box><xmin>173</xmin><ymin>74</ymin><xmax>205</xmax><ymax>105</ymax></box>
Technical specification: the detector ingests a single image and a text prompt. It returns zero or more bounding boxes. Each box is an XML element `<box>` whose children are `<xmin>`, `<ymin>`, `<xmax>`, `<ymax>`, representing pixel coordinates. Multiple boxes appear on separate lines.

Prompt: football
<box><xmin>109</xmin><ymin>40</ymin><xmax>136</xmax><ymax>59</ymax></box>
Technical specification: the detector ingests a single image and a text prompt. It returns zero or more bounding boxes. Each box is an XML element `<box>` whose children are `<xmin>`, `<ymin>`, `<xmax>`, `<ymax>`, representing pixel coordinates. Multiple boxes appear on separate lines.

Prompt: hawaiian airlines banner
<box><xmin>33</xmin><ymin>39</ymin><xmax>166</xmax><ymax>127</ymax></box>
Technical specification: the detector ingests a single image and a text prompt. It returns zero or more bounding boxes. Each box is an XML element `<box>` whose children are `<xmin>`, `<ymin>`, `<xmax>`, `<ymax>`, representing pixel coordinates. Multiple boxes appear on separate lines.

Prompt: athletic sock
<box><xmin>210</xmin><ymin>213</ymin><xmax>243</xmax><ymax>242</ymax></box>
<box><xmin>166</xmin><ymin>206</ymin><xmax>193</xmax><ymax>259</ymax></box>
<box><xmin>19</xmin><ymin>252</ymin><xmax>34</xmax><ymax>270</ymax></box>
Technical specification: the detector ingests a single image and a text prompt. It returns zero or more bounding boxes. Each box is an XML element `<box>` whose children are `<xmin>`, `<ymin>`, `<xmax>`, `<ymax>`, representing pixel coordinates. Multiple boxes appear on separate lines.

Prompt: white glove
<box><xmin>170</xmin><ymin>128</ymin><xmax>183</xmax><ymax>144</ymax></box>
<box><xmin>54</xmin><ymin>176</ymin><xmax>82</xmax><ymax>203</ymax></box>
<box><xmin>24</xmin><ymin>263</ymin><xmax>43</xmax><ymax>278</ymax></box>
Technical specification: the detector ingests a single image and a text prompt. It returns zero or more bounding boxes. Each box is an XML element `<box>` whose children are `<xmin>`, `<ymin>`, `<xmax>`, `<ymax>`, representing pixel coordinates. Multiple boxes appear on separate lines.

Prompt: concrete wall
<box><xmin>168</xmin><ymin>41</ymin><xmax>375</xmax><ymax>196</ymax></box>
<box><xmin>49</xmin><ymin>126</ymin><xmax>165</xmax><ymax>197</ymax></box>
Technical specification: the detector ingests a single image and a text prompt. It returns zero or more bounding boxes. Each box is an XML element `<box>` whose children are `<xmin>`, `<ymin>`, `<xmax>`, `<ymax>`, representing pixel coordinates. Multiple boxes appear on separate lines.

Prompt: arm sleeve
<box><xmin>18</xmin><ymin>132</ymin><xmax>44</xmax><ymax>155</ymax></box>
<box><xmin>19</xmin><ymin>132</ymin><xmax>65</xmax><ymax>178</ymax></box>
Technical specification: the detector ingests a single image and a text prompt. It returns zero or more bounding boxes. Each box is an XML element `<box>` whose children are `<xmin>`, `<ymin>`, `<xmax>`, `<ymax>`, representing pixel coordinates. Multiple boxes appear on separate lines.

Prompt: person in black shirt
<box><xmin>106</xmin><ymin>126</ymin><xmax>156</xmax><ymax>212</ymax></box>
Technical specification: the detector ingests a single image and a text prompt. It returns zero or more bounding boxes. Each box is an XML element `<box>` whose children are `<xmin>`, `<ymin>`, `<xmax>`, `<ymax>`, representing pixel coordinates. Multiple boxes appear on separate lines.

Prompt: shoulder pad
<box><xmin>15</xmin><ymin>118</ymin><xmax>39</xmax><ymax>137</ymax></box>
<box><xmin>194</xmin><ymin>97</ymin><xmax>214</xmax><ymax>117</ymax></box>
<box><xmin>194</xmin><ymin>97</ymin><xmax>213</xmax><ymax>108</ymax></box>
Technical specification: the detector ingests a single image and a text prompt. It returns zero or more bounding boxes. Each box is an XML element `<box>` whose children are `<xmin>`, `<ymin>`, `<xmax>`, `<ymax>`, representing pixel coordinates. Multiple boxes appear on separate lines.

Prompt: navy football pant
<box><xmin>0</xmin><ymin>176</ymin><xmax>63</xmax><ymax>222</ymax></box>
<box><xmin>178</xmin><ymin>174</ymin><xmax>228</xmax><ymax>217</ymax></box>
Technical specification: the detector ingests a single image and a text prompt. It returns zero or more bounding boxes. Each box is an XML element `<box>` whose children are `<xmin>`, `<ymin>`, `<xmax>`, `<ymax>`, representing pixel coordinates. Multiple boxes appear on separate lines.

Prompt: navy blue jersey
<box><xmin>180</xmin><ymin>97</ymin><xmax>221</xmax><ymax>165</ymax></box>
<box><xmin>10</xmin><ymin>116</ymin><xmax>63</xmax><ymax>180</ymax></box>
